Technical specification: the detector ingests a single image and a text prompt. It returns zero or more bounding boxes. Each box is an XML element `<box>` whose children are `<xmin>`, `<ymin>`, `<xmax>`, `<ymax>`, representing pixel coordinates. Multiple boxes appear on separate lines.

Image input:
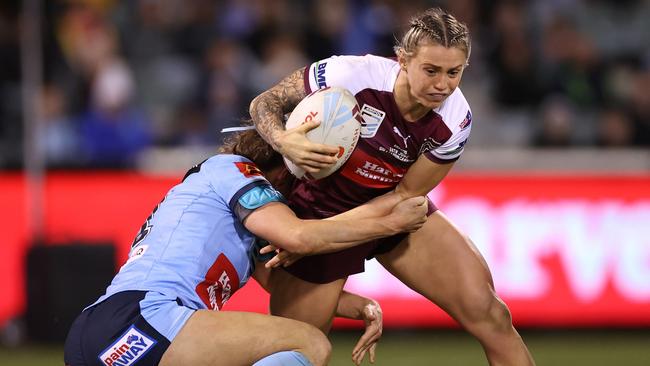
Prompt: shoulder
<box><xmin>201</xmin><ymin>154</ymin><xmax>279</xmax><ymax>210</ymax></box>
<box><xmin>433</xmin><ymin>88</ymin><xmax>472</xmax><ymax>133</ymax></box>
<box><xmin>188</xmin><ymin>154</ymin><xmax>269</xmax><ymax>191</ymax></box>
<box><xmin>202</xmin><ymin>154</ymin><xmax>261</xmax><ymax>176</ymax></box>
<box><xmin>305</xmin><ymin>54</ymin><xmax>399</xmax><ymax>94</ymax></box>
<box><xmin>423</xmin><ymin>88</ymin><xmax>472</xmax><ymax>162</ymax></box>
<box><xmin>319</xmin><ymin>54</ymin><xmax>396</xmax><ymax>71</ymax></box>
<box><xmin>334</xmin><ymin>54</ymin><xmax>397</xmax><ymax>70</ymax></box>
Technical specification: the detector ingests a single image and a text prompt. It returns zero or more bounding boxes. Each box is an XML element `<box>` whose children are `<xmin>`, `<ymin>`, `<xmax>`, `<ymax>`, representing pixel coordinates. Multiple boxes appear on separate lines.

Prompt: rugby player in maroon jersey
<box><xmin>250</xmin><ymin>7</ymin><xmax>535</xmax><ymax>366</ymax></box>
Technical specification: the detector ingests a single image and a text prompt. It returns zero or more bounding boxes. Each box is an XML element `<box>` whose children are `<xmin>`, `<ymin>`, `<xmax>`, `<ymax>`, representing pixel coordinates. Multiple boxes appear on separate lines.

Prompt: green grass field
<box><xmin>1</xmin><ymin>330</ymin><xmax>648</xmax><ymax>365</ymax></box>
<box><xmin>331</xmin><ymin>330</ymin><xmax>650</xmax><ymax>365</ymax></box>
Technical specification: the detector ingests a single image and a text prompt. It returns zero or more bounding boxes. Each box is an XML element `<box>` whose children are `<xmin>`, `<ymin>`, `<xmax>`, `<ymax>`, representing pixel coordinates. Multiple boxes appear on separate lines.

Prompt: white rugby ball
<box><xmin>284</xmin><ymin>87</ymin><xmax>361</xmax><ymax>180</ymax></box>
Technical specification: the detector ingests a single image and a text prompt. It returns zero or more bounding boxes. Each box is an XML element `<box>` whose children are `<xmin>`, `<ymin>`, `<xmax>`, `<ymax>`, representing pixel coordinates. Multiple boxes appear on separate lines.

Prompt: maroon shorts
<box><xmin>284</xmin><ymin>199</ymin><xmax>437</xmax><ymax>284</ymax></box>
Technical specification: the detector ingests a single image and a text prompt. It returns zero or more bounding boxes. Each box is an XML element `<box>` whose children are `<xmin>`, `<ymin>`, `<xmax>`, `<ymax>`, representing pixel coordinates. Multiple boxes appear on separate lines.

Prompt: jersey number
<box><xmin>131</xmin><ymin>201</ymin><xmax>162</xmax><ymax>248</ymax></box>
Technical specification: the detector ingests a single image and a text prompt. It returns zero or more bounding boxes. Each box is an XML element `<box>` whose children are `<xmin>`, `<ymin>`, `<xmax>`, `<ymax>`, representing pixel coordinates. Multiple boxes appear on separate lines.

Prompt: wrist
<box><xmin>379</xmin><ymin>215</ymin><xmax>402</xmax><ymax>236</ymax></box>
<box><xmin>337</xmin><ymin>291</ymin><xmax>367</xmax><ymax>320</ymax></box>
<box><xmin>270</xmin><ymin>129</ymin><xmax>286</xmax><ymax>154</ymax></box>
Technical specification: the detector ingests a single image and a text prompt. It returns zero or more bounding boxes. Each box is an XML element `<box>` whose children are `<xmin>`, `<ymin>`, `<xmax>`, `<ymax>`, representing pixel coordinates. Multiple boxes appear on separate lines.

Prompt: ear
<box><xmin>398</xmin><ymin>57</ymin><xmax>408</xmax><ymax>72</ymax></box>
<box><xmin>396</xmin><ymin>49</ymin><xmax>408</xmax><ymax>71</ymax></box>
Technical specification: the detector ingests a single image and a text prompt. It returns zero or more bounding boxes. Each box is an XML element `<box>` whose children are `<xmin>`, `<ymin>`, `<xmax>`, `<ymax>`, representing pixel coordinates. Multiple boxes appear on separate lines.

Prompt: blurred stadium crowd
<box><xmin>0</xmin><ymin>0</ymin><xmax>649</xmax><ymax>169</ymax></box>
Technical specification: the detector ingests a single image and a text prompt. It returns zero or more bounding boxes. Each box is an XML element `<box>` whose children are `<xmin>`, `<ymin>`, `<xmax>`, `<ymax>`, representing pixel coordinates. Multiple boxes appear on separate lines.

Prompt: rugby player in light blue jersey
<box><xmin>64</xmin><ymin>126</ymin><xmax>428</xmax><ymax>366</ymax></box>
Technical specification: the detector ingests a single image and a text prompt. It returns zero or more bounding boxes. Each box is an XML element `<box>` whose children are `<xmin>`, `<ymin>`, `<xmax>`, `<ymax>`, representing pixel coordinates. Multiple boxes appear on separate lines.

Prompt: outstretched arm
<box><xmin>330</xmin><ymin>157</ymin><xmax>455</xmax><ymax>226</ymax></box>
<box><xmin>249</xmin><ymin>67</ymin><xmax>339</xmax><ymax>173</ymax></box>
<box><xmin>243</xmin><ymin>195</ymin><xmax>427</xmax><ymax>256</ymax></box>
<box><xmin>257</xmin><ymin>191</ymin><xmax>428</xmax><ymax>268</ymax></box>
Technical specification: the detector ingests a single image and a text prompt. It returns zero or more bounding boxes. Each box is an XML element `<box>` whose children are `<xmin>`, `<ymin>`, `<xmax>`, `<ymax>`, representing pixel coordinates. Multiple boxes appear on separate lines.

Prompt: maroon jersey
<box><xmin>285</xmin><ymin>55</ymin><xmax>472</xmax><ymax>283</ymax></box>
<box><xmin>291</xmin><ymin>54</ymin><xmax>472</xmax><ymax>219</ymax></box>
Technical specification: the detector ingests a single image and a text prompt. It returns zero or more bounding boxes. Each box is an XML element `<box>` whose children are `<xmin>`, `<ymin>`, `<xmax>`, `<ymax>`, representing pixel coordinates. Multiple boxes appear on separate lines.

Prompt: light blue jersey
<box><xmin>92</xmin><ymin>154</ymin><xmax>283</xmax><ymax>312</ymax></box>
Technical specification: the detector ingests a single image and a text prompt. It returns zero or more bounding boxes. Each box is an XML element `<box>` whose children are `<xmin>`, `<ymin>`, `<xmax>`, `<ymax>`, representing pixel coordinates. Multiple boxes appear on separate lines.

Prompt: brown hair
<box><xmin>218</xmin><ymin>125</ymin><xmax>284</xmax><ymax>172</ymax></box>
<box><xmin>394</xmin><ymin>7</ymin><xmax>471</xmax><ymax>63</ymax></box>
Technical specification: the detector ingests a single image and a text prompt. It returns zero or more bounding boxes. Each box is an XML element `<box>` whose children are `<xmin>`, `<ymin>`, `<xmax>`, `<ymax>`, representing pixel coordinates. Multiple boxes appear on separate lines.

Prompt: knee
<box><xmin>486</xmin><ymin>295</ymin><xmax>513</xmax><ymax>332</ymax></box>
<box><xmin>300</xmin><ymin>325</ymin><xmax>331</xmax><ymax>366</ymax></box>
<box><xmin>459</xmin><ymin>287</ymin><xmax>513</xmax><ymax>334</ymax></box>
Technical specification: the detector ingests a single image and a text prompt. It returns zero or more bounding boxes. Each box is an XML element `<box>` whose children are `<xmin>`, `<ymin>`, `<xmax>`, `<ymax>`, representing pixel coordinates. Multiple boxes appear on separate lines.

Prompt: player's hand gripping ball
<box><xmin>284</xmin><ymin>87</ymin><xmax>362</xmax><ymax>180</ymax></box>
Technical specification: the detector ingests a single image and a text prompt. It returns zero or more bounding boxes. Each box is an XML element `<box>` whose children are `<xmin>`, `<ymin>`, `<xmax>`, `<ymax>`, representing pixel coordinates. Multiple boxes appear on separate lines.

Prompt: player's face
<box><xmin>402</xmin><ymin>43</ymin><xmax>467</xmax><ymax>109</ymax></box>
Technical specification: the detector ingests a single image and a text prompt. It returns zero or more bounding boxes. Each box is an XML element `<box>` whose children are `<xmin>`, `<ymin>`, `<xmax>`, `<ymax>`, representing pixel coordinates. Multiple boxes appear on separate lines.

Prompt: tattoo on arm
<box><xmin>250</xmin><ymin>67</ymin><xmax>308</xmax><ymax>151</ymax></box>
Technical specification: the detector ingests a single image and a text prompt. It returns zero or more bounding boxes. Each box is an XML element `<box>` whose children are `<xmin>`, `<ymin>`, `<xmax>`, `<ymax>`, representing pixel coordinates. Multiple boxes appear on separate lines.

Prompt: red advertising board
<box><xmin>1</xmin><ymin>172</ymin><xmax>649</xmax><ymax>329</ymax></box>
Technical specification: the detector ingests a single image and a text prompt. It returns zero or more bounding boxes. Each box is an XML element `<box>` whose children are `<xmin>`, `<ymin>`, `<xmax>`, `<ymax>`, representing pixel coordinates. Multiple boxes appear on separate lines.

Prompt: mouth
<box><xmin>424</xmin><ymin>93</ymin><xmax>447</xmax><ymax>103</ymax></box>
<box><xmin>423</xmin><ymin>93</ymin><xmax>448</xmax><ymax>107</ymax></box>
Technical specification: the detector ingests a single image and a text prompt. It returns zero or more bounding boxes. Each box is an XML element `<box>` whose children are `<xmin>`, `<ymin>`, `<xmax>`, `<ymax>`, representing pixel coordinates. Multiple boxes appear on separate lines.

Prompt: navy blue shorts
<box><xmin>64</xmin><ymin>291</ymin><xmax>181</xmax><ymax>366</ymax></box>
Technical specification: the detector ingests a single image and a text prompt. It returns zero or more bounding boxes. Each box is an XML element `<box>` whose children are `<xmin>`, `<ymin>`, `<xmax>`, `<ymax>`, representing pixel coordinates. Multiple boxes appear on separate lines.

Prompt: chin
<box><xmin>418</xmin><ymin>98</ymin><xmax>442</xmax><ymax>110</ymax></box>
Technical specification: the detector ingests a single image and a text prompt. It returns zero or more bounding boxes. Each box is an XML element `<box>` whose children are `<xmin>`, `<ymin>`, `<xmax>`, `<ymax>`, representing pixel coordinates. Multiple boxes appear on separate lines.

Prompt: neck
<box><xmin>393</xmin><ymin>71</ymin><xmax>432</xmax><ymax>122</ymax></box>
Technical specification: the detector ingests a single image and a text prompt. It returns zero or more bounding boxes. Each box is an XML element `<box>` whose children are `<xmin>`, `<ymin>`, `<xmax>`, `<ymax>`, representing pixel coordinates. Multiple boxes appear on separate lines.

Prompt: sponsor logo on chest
<box><xmin>99</xmin><ymin>326</ymin><xmax>156</xmax><ymax>366</ymax></box>
<box><xmin>340</xmin><ymin>147</ymin><xmax>405</xmax><ymax>189</ymax></box>
<box><xmin>354</xmin><ymin>161</ymin><xmax>404</xmax><ymax>184</ymax></box>
<box><xmin>359</xmin><ymin>104</ymin><xmax>386</xmax><ymax>138</ymax></box>
<box><xmin>207</xmin><ymin>270</ymin><xmax>232</xmax><ymax>310</ymax></box>
<box><xmin>196</xmin><ymin>254</ymin><xmax>241</xmax><ymax>311</ymax></box>
<box><xmin>378</xmin><ymin>145</ymin><xmax>413</xmax><ymax>163</ymax></box>
<box><xmin>384</xmin><ymin>126</ymin><xmax>415</xmax><ymax>163</ymax></box>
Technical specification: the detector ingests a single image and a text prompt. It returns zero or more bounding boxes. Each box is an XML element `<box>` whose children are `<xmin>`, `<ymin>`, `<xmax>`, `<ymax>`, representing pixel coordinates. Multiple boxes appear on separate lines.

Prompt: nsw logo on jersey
<box><xmin>235</xmin><ymin>162</ymin><xmax>263</xmax><ymax>178</ymax></box>
<box><xmin>196</xmin><ymin>254</ymin><xmax>241</xmax><ymax>311</ymax></box>
<box><xmin>359</xmin><ymin>104</ymin><xmax>386</xmax><ymax>138</ymax></box>
<box><xmin>99</xmin><ymin>325</ymin><xmax>156</xmax><ymax>366</ymax></box>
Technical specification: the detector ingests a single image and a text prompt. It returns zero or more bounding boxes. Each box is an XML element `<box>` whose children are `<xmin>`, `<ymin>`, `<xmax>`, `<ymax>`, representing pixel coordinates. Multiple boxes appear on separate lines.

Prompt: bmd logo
<box><xmin>314</xmin><ymin>62</ymin><xmax>327</xmax><ymax>88</ymax></box>
<box><xmin>99</xmin><ymin>326</ymin><xmax>156</xmax><ymax>366</ymax></box>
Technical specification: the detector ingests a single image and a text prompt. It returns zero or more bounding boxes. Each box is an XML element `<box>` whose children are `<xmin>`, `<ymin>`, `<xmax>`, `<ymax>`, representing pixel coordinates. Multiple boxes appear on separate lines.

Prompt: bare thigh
<box><xmin>376</xmin><ymin>211</ymin><xmax>495</xmax><ymax>323</ymax></box>
<box><xmin>268</xmin><ymin>268</ymin><xmax>346</xmax><ymax>333</ymax></box>
<box><xmin>159</xmin><ymin>309</ymin><xmax>329</xmax><ymax>366</ymax></box>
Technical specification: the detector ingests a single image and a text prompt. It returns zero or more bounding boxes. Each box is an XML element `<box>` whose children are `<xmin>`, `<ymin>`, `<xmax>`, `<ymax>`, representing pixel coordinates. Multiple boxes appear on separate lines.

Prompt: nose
<box><xmin>432</xmin><ymin>74</ymin><xmax>447</xmax><ymax>92</ymax></box>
